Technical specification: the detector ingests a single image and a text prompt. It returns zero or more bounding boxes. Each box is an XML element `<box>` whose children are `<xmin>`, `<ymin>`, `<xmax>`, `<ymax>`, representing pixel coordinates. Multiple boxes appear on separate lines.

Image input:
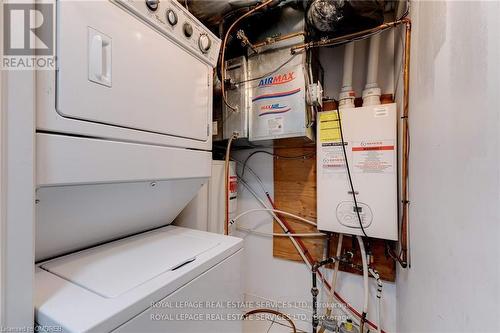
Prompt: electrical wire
<box><xmin>240</xmin><ymin>150</ymin><xmax>315</xmax><ymax>178</ymax></box>
<box><xmin>231</xmin><ymin>208</ymin><xmax>318</xmax><ymax>227</ymax></box>
<box><xmin>232</xmin><ymin>158</ymin><xmax>269</xmax><ymax>196</ymax></box>
<box><xmin>336</xmin><ymin>107</ymin><xmax>368</xmax><ymax>237</ymax></box>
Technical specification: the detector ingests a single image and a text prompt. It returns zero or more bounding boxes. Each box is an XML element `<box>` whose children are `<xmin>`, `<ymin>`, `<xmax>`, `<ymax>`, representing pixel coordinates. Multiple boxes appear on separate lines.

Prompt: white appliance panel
<box><xmin>317</xmin><ymin>104</ymin><xmax>398</xmax><ymax>240</ymax></box>
<box><xmin>35</xmin><ymin>178</ymin><xmax>207</xmax><ymax>261</ymax></box>
<box><xmin>35</xmin><ymin>226</ymin><xmax>243</xmax><ymax>333</ymax></box>
<box><xmin>41</xmin><ymin>230</ymin><xmax>220</xmax><ymax>298</ymax></box>
<box><xmin>57</xmin><ymin>1</ymin><xmax>210</xmax><ymax>141</ymax></box>
<box><xmin>115</xmin><ymin>247</ymin><xmax>242</xmax><ymax>333</ymax></box>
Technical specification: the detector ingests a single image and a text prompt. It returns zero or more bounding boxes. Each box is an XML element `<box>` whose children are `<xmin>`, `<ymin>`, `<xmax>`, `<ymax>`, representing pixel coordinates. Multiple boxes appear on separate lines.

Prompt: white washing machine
<box><xmin>35</xmin><ymin>1</ymin><xmax>243</xmax><ymax>332</ymax></box>
<box><xmin>35</xmin><ymin>226</ymin><xmax>243</xmax><ymax>332</ymax></box>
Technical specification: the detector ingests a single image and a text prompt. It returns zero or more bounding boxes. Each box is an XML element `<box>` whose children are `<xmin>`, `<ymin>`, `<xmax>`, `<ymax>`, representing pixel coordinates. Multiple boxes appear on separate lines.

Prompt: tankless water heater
<box><xmin>317</xmin><ymin>104</ymin><xmax>398</xmax><ymax>240</ymax></box>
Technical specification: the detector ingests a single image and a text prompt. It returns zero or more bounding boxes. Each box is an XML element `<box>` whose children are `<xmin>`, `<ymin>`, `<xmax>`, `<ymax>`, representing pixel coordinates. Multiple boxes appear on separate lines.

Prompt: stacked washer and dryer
<box><xmin>35</xmin><ymin>1</ymin><xmax>243</xmax><ymax>332</ymax></box>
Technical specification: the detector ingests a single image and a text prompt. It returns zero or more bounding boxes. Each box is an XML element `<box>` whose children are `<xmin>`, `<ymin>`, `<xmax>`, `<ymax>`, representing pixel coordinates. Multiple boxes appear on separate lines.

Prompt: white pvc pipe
<box><xmin>362</xmin><ymin>34</ymin><xmax>382</xmax><ymax>106</ymax></box>
<box><xmin>236</xmin><ymin>226</ymin><xmax>325</xmax><ymax>237</ymax></box>
<box><xmin>341</xmin><ymin>43</ymin><xmax>355</xmax><ymax>92</ymax></box>
<box><xmin>231</xmin><ymin>208</ymin><xmax>318</xmax><ymax>227</ymax></box>
<box><xmin>365</xmin><ymin>34</ymin><xmax>381</xmax><ymax>89</ymax></box>
<box><xmin>339</xmin><ymin>43</ymin><xmax>356</xmax><ymax>109</ymax></box>
<box><xmin>357</xmin><ymin>235</ymin><xmax>369</xmax><ymax>332</ymax></box>
<box><xmin>331</xmin><ymin>234</ymin><xmax>343</xmax><ymax>293</ymax></box>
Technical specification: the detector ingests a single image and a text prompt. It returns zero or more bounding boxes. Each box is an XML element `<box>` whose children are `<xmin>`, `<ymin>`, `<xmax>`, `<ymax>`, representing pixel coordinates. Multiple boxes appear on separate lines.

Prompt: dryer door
<box><xmin>56</xmin><ymin>1</ymin><xmax>210</xmax><ymax>142</ymax></box>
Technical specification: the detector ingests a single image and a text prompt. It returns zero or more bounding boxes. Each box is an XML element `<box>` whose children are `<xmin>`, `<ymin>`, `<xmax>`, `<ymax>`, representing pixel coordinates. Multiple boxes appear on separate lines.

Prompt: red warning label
<box><xmin>352</xmin><ymin>145</ymin><xmax>394</xmax><ymax>152</ymax></box>
<box><xmin>229</xmin><ymin>176</ymin><xmax>238</xmax><ymax>198</ymax></box>
<box><xmin>352</xmin><ymin>140</ymin><xmax>395</xmax><ymax>174</ymax></box>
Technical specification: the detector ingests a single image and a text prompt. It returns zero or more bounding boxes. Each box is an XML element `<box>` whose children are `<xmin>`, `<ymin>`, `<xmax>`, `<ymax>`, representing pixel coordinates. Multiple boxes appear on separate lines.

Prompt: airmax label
<box><xmin>259</xmin><ymin>103</ymin><xmax>291</xmax><ymax>116</ymax></box>
<box><xmin>258</xmin><ymin>71</ymin><xmax>295</xmax><ymax>88</ymax></box>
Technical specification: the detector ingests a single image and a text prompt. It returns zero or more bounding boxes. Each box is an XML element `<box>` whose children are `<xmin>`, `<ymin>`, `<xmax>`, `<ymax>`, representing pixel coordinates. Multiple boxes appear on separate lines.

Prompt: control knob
<box><xmin>145</xmin><ymin>0</ymin><xmax>159</xmax><ymax>11</ymax></box>
<box><xmin>198</xmin><ymin>33</ymin><xmax>211</xmax><ymax>53</ymax></box>
<box><xmin>166</xmin><ymin>9</ymin><xmax>177</xmax><ymax>25</ymax></box>
<box><xmin>183</xmin><ymin>22</ymin><xmax>193</xmax><ymax>38</ymax></box>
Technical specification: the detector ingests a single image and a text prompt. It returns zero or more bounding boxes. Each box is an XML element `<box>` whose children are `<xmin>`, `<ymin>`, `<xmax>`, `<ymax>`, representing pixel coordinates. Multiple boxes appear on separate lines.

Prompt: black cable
<box><xmin>336</xmin><ymin>107</ymin><xmax>368</xmax><ymax>238</ymax></box>
<box><xmin>241</xmin><ymin>150</ymin><xmax>316</xmax><ymax>178</ymax></box>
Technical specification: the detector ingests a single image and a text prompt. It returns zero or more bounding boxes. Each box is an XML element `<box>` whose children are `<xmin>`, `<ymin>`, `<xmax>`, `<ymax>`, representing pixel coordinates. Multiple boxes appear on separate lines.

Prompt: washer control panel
<box><xmin>113</xmin><ymin>0</ymin><xmax>221</xmax><ymax>67</ymax></box>
<box><xmin>336</xmin><ymin>201</ymin><xmax>373</xmax><ymax>229</ymax></box>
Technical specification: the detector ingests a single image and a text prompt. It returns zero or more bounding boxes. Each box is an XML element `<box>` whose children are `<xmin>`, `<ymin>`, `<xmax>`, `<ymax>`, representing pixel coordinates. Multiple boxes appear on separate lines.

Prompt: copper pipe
<box><xmin>252</xmin><ymin>31</ymin><xmax>306</xmax><ymax>49</ymax></box>
<box><xmin>220</xmin><ymin>0</ymin><xmax>274</xmax><ymax>112</ymax></box>
<box><xmin>400</xmin><ymin>20</ymin><xmax>411</xmax><ymax>266</ymax></box>
<box><xmin>224</xmin><ymin>134</ymin><xmax>237</xmax><ymax>235</ymax></box>
<box><xmin>290</xmin><ymin>18</ymin><xmax>410</xmax><ymax>53</ymax></box>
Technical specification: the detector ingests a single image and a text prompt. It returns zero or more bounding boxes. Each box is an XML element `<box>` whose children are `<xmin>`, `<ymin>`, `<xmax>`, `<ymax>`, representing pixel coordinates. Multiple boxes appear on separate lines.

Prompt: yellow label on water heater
<box><xmin>319</xmin><ymin>112</ymin><xmax>341</xmax><ymax>143</ymax></box>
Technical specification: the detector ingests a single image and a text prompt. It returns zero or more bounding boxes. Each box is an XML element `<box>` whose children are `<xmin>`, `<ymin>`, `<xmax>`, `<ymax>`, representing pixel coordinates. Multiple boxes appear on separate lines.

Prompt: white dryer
<box><xmin>36</xmin><ymin>0</ymin><xmax>221</xmax><ymax>186</ymax></box>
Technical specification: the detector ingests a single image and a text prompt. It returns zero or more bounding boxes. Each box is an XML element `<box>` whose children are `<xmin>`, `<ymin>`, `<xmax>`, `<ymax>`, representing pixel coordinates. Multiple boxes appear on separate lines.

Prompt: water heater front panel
<box><xmin>317</xmin><ymin>104</ymin><xmax>398</xmax><ymax>240</ymax></box>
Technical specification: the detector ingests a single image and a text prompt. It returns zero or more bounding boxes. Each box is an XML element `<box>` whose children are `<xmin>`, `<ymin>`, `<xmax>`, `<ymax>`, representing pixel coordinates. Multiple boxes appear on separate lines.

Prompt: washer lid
<box><xmin>40</xmin><ymin>229</ymin><xmax>220</xmax><ymax>298</ymax></box>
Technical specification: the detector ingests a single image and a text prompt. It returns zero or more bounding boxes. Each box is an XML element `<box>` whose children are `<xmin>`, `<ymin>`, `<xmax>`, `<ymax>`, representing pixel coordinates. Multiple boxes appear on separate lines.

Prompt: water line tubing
<box><xmin>238</xmin><ymin>175</ymin><xmax>387</xmax><ymax>332</ymax></box>
<box><xmin>357</xmin><ymin>236</ymin><xmax>369</xmax><ymax>333</ymax></box>
<box><xmin>318</xmin><ymin>233</ymin><xmax>343</xmax><ymax>333</ymax></box>
<box><xmin>231</xmin><ymin>208</ymin><xmax>318</xmax><ymax>227</ymax></box>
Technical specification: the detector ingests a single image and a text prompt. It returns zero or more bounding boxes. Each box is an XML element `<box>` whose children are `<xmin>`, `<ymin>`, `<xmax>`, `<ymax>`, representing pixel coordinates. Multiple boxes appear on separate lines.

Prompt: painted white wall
<box><xmin>396</xmin><ymin>1</ymin><xmax>500</xmax><ymax>332</ymax></box>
